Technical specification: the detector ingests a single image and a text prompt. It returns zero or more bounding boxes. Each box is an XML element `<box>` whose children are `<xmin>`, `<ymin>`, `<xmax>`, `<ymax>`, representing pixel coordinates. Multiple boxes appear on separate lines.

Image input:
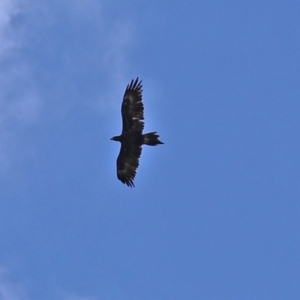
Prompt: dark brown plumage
<box><xmin>111</xmin><ymin>78</ymin><xmax>164</xmax><ymax>187</ymax></box>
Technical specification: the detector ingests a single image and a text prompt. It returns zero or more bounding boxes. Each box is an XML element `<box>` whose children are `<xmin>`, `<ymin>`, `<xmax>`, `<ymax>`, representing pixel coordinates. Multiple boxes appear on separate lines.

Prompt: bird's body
<box><xmin>111</xmin><ymin>78</ymin><xmax>163</xmax><ymax>187</ymax></box>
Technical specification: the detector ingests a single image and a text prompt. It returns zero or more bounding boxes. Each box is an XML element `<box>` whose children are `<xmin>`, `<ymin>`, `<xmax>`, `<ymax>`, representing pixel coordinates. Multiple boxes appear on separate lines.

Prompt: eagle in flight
<box><xmin>111</xmin><ymin>78</ymin><xmax>164</xmax><ymax>187</ymax></box>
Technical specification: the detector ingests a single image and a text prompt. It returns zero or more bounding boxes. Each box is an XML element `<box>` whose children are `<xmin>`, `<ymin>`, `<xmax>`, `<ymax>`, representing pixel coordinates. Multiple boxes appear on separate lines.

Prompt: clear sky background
<box><xmin>0</xmin><ymin>1</ymin><xmax>299</xmax><ymax>299</ymax></box>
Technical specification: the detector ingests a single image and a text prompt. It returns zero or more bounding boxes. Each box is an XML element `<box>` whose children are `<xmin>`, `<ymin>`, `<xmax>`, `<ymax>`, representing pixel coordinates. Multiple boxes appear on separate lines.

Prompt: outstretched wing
<box><xmin>116</xmin><ymin>143</ymin><xmax>142</xmax><ymax>187</ymax></box>
<box><xmin>121</xmin><ymin>78</ymin><xmax>144</xmax><ymax>134</ymax></box>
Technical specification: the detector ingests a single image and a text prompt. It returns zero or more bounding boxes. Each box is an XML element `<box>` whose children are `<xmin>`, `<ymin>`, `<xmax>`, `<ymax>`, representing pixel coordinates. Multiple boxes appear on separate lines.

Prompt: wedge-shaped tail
<box><xmin>143</xmin><ymin>132</ymin><xmax>164</xmax><ymax>146</ymax></box>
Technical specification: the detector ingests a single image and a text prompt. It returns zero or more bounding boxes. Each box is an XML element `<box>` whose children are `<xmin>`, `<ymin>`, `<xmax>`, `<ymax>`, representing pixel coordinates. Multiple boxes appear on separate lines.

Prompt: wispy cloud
<box><xmin>1</xmin><ymin>0</ymin><xmax>134</xmax><ymax>116</ymax></box>
<box><xmin>0</xmin><ymin>266</ymin><xmax>98</xmax><ymax>300</ymax></box>
<box><xmin>0</xmin><ymin>0</ymin><xmax>39</xmax><ymax>172</ymax></box>
<box><xmin>0</xmin><ymin>267</ymin><xmax>28</xmax><ymax>300</ymax></box>
<box><xmin>0</xmin><ymin>0</ymin><xmax>20</xmax><ymax>55</ymax></box>
<box><xmin>0</xmin><ymin>0</ymin><xmax>135</xmax><ymax>170</ymax></box>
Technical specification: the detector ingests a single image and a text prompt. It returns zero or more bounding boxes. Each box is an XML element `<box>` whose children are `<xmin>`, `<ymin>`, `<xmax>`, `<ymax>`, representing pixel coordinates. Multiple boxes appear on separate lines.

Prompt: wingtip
<box><xmin>125</xmin><ymin>180</ymin><xmax>135</xmax><ymax>188</ymax></box>
<box><xmin>126</xmin><ymin>77</ymin><xmax>143</xmax><ymax>92</ymax></box>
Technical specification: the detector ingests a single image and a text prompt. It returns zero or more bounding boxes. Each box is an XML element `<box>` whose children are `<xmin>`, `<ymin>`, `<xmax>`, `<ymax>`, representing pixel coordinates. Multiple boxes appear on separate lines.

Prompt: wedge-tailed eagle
<box><xmin>111</xmin><ymin>78</ymin><xmax>164</xmax><ymax>187</ymax></box>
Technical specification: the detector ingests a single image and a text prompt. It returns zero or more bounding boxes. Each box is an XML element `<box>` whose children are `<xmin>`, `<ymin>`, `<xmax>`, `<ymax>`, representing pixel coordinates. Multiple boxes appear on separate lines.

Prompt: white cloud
<box><xmin>0</xmin><ymin>3</ymin><xmax>136</xmax><ymax>299</ymax></box>
<box><xmin>0</xmin><ymin>0</ymin><xmax>135</xmax><ymax>171</ymax></box>
<box><xmin>47</xmin><ymin>0</ymin><xmax>134</xmax><ymax>111</ymax></box>
<box><xmin>0</xmin><ymin>0</ymin><xmax>20</xmax><ymax>55</ymax></box>
<box><xmin>0</xmin><ymin>266</ymin><xmax>99</xmax><ymax>300</ymax></box>
<box><xmin>0</xmin><ymin>0</ymin><xmax>37</xmax><ymax>172</ymax></box>
<box><xmin>0</xmin><ymin>268</ymin><xmax>28</xmax><ymax>300</ymax></box>
<box><xmin>1</xmin><ymin>0</ymin><xmax>134</xmax><ymax>116</ymax></box>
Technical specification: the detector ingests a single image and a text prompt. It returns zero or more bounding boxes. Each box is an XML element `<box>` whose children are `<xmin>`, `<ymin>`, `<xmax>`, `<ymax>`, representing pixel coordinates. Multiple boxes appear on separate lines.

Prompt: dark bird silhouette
<box><xmin>111</xmin><ymin>78</ymin><xmax>164</xmax><ymax>187</ymax></box>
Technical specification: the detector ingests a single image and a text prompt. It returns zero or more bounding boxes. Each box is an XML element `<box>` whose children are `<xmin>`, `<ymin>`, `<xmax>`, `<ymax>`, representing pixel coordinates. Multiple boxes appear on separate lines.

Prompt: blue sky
<box><xmin>0</xmin><ymin>0</ymin><xmax>299</xmax><ymax>299</ymax></box>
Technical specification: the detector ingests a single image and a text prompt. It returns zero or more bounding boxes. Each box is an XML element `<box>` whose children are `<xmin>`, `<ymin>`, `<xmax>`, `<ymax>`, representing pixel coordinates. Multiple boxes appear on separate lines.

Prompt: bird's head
<box><xmin>110</xmin><ymin>135</ymin><xmax>121</xmax><ymax>142</ymax></box>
